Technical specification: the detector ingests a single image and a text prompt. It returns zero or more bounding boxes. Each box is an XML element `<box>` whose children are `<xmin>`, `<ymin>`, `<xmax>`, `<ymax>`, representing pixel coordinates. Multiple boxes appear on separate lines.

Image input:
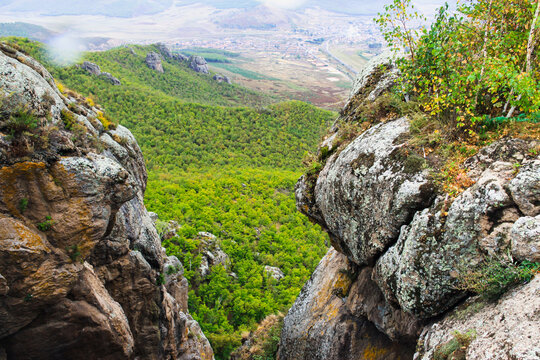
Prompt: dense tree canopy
<box><xmin>2</xmin><ymin>38</ymin><xmax>335</xmax><ymax>359</ymax></box>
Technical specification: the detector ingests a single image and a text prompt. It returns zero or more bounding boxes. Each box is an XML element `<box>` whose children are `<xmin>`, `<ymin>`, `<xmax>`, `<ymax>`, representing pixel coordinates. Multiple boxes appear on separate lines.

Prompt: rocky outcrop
<box><xmin>82</xmin><ymin>61</ymin><xmax>101</xmax><ymax>76</ymax></box>
<box><xmin>264</xmin><ymin>266</ymin><xmax>284</xmax><ymax>281</ymax></box>
<box><xmin>101</xmin><ymin>72</ymin><xmax>122</xmax><ymax>85</ymax></box>
<box><xmin>80</xmin><ymin>61</ymin><xmax>121</xmax><ymax>85</ymax></box>
<box><xmin>417</xmin><ymin>276</ymin><xmax>540</xmax><ymax>360</ymax></box>
<box><xmin>156</xmin><ymin>43</ymin><xmax>172</xmax><ymax>59</ymax></box>
<box><xmin>0</xmin><ymin>43</ymin><xmax>213</xmax><ymax>359</ymax></box>
<box><xmin>213</xmin><ymin>74</ymin><xmax>231</xmax><ymax>84</ymax></box>
<box><xmin>173</xmin><ymin>53</ymin><xmax>189</xmax><ymax>62</ymax></box>
<box><xmin>278</xmin><ymin>249</ymin><xmax>416</xmax><ymax>360</ymax></box>
<box><xmin>146</xmin><ymin>52</ymin><xmax>164</xmax><ymax>73</ymax></box>
<box><xmin>189</xmin><ymin>56</ymin><xmax>209</xmax><ymax>74</ymax></box>
<box><xmin>197</xmin><ymin>232</ymin><xmax>229</xmax><ymax>278</ymax></box>
<box><xmin>280</xmin><ymin>53</ymin><xmax>540</xmax><ymax>359</ymax></box>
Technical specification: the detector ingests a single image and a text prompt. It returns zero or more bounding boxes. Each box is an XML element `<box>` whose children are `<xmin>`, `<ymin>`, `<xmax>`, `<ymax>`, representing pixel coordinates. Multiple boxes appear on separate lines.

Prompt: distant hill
<box><xmin>0</xmin><ymin>0</ymin><xmax>173</xmax><ymax>17</ymax></box>
<box><xmin>214</xmin><ymin>5</ymin><xmax>294</xmax><ymax>30</ymax></box>
<box><xmin>0</xmin><ymin>22</ymin><xmax>54</xmax><ymax>41</ymax></box>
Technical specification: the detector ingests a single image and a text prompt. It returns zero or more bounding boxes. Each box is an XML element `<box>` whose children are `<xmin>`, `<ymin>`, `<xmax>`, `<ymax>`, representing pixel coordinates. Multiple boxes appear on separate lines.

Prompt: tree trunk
<box><xmin>526</xmin><ymin>0</ymin><xmax>540</xmax><ymax>73</ymax></box>
<box><xmin>507</xmin><ymin>0</ymin><xmax>539</xmax><ymax>118</ymax></box>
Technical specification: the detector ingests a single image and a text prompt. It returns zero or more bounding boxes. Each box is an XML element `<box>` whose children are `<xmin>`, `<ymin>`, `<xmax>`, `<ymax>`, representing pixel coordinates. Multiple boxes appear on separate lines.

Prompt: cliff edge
<box><xmin>279</xmin><ymin>54</ymin><xmax>540</xmax><ymax>360</ymax></box>
<box><xmin>0</xmin><ymin>43</ymin><xmax>214</xmax><ymax>360</ymax></box>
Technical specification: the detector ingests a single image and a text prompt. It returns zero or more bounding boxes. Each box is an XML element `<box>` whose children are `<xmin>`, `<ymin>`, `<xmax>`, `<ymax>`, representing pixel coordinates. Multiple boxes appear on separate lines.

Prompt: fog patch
<box><xmin>259</xmin><ymin>0</ymin><xmax>308</xmax><ymax>10</ymax></box>
<box><xmin>46</xmin><ymin>33</ymin><xmax>86</xmax><ymax>66</ymax></box>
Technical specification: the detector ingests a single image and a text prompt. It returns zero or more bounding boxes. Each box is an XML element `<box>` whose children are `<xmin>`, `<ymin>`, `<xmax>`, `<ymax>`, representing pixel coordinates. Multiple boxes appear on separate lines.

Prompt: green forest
<box><xmin>3</xmin><ymin>38</ymin><xmax>335</xmax><ymax>358</ymax></box>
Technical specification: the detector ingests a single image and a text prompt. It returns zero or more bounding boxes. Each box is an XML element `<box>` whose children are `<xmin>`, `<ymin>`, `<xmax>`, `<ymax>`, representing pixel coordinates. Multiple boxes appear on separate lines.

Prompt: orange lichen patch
<box><xmin>0</xmin><ymin>218</ymin><xmax>50</xmax><ymax>254</ymax></box>
<box><xmin>27</xmin><ymin>260</ymin><xmax>79</xmax><ymax>299</ymax></box>
<box><xmin>363</xmin><ymin>345</ymin><xmax>389</xmax><ymax>360</ymax></box>
<box><xmin>0</xmin><ymin>162</ymin><xmax>47</xmax><ymax>217</ymax></box>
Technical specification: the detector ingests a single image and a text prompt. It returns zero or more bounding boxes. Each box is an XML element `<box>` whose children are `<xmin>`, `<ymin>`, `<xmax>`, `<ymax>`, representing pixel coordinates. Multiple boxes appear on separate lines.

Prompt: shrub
<box><xmin>67</xmin><ymin>244</ymin><xmax>82</xmax><ymax>262</ymax></box>
<box><xmin>61</xmin><ymin>109</ymin><xmax>76</xmax><ymax>130</ymax></box>
<box><xmin>18</xmin><ymin>198</ymin><xmax>29</xmax><ymax>213</ymax></box>
<box><xmin>433</xmin><ymin>329</ymin><xmax>476</xmax><ymax>360</ymax></box>
<box><xmin>456</xmin><ymin>259</ymin><xmax>540</xmax><ymax>300</ymax></box>
<box><xmin>166</xmin><ymin>265</ymin><xmax>179</xmax><ymax>275</ymax></box>
<box><xmin>96</xmin><ymin>111</ymin><xmax>117</xmax><ymax>130</ymax></box>
<box><xmin>37</xmin><ymin>216</ymin><xmax>54</xmax><ymax>231</ymax></box>
<box><xmin>156</xmin><ymin>273</ymin><xmax>166</xmax><ymax>286</ymax></box>
<box><xmin>3</xmin><ymin>108</ymin><xmax>39</xmax><ymax>137</ymax></box>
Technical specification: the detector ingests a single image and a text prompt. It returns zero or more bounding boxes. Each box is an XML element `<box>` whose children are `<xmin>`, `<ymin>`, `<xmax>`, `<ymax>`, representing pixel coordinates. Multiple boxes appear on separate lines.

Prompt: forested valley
<box><xmin>4</xmin><ymin>38</ymin><xmax>335</xmax><ymax>359</ymax></box>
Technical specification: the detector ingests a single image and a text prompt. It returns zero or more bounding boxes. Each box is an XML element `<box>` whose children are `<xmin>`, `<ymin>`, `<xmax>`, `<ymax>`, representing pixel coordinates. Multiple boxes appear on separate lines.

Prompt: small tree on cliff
<box><xmin>376</xmin><ymin>0</ymin><xmax>540</xmax><ymax>136</ymax></box>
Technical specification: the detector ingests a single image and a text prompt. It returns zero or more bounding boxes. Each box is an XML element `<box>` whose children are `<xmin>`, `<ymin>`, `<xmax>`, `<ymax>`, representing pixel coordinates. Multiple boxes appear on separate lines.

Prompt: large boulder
<box><xmin>189</xmin><ymin>56</ymin><xmax>209</xmax><ymax>74</ymax></box>
<box><xmin>416</xmin><ymin>276</ymin><xmax>540</xmax><ymax>360</ymax></box>
<box><xmin>156</xmin><ymin>43</ymin><xmax>172</xmax><ymax>58</ymax></box>
<box><xmin>81</xmin><ymin>61</ymin><xmax>101</xmax><ymax>76</ymax></box>
<box><xmin>0</xmin><ymin>43</ymin><xmax>213</xmax><ymax>359</ymax></box>
<box><xmin>213</xmin><ymin>74</ymin><xmax>231</xmax><ymax>84</ymax></box>
<box><xmin>297</xmin><ymin>116</ymin><xmax>435</xmax><ymax>266</ymax></box>
<box><xmin>374</xmin><ymin>151</ymin><xmax>538</xmax><ymax>319</ymax></box>
<box><xmin>100</xmin><ymin>72</ymin><xmax>121</xmax><ymax>86</ymax></box>
<box><xmin>197</xmin><ymin>232</ymin><xmax>230</xmax><ymax>278</ymax></box>
<box><xmin>146</xmin><ymin>52</ymin><xmax>164</xmax><ymax>73</ymax></box>
<box><xmin>81</xmin><ymin>61</ymin><xmax>121</xmax><ymax>85</ymax></box>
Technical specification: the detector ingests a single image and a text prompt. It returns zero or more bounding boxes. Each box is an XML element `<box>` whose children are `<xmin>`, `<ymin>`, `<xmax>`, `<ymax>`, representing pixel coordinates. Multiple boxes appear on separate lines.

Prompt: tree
<box><xmin>375</xmin><ymin>0</ymin><xmax>426</xmax><ymax>60</ymax></box>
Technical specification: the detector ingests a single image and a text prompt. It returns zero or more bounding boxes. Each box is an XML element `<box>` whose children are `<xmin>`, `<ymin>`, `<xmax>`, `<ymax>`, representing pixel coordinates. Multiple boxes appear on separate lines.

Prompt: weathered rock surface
<box><xmin>156</xmin><ymin>43</ymin><xmax>172</xmax><ymax>59</ymax></box>
<box><xmin>173</xmin><ymin>53</ymin><xmax>189</xmax><ymax>62</ymax></box>
<box><xmin>146</xmin><ymin>52</ymin><xmax>164</xmax><ymax>73</ymax></box>
<box><xmin>81</xmin><ymin>61</ymin><xmax>121</xmax><ymax>85</ymax></box>
<box><xmin>197</xmin><ymin>232</ymin><xmax>230</xmax><ymax>278</ymax></box>
<box><xmin>277</xmin><ymin>249</ymin><xmax>416</xmax><ymax>360</ymax></box>
<box><xmin>213</xmin><ymin>74</ymin><xmax>231</xmax><ymax>84</ymax></box>
<box><xmin>416</xmin><ymin>276</ymin><xmax>540</xmax><ymax>360</ymax></box>
<box><xmin>189</xmin><ymin>56</ymin><xmax>209</xmax><ymax>74</ymax></box>
<box><xmin>0</xmin><ymin>43</ymin><xmax>213</xmax><ymax>359</ymax></box>
<box><xmin>511</xmin><ymin>215</ymin><xmax>540</xmax><ymax>262</ymax></box>
<box><xmin>264</xmin><ymin>266</ymin><xmax>284</xmax><ymax>281</ymax></box>
<box><xmin>82</xmin><ymin>61</ymin><xmax>101</xmax><ymax>76</ymax></box>
<box><xmin>297</xmin><ymin>116</ymin><xmax>435</xmax><ymax>266</ymax></box>
<box><xmin>101</xmin><ymin>72</ymin><xmax>122</xmax><ymax>85</ymax></box>
<box><xmin>282</xmin><ymin>52</ymin><xmax>540</xmax><ymax>360</ymax></box>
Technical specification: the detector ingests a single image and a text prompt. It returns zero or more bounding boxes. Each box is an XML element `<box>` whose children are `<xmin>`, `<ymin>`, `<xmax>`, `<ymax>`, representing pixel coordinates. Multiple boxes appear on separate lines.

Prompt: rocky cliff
<box><xmin>279</xmin><ymin>54</ymin><xmax>540</xmax><ymax>359</ymax></box>
<box><xmin>0</xmin><ymin>43</ymin><xmax>214</xmax><ymax>360</ymax></box>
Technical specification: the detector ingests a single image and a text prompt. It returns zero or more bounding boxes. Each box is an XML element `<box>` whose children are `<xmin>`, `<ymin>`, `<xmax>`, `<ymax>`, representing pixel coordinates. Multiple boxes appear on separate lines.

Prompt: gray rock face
<box><xmin>346</xmin><ymin>50</ymin><xmax>399</xmax><ymax>107</ymax></box>
<box><xmin>198</xmin><ymin>232</ymin><xmax>230</xmax><ymax>278</ymax></box>
<box><xmin>213</xmin><ymin>74</ymin><xmax>232</xmax><ymax>84</ymax></box>
<box><xmin>189</xmin><ymin>56</ymin><xmax>209</xmax><ymax>74</ymax></box>
<box><xmin>100</xmin><ymin>72</ymin><xmax>121</xmax><ymax>85</ymax></box>
<box><xmin>416</xmin><ymin>276</ymin><xmax>540</xmax><ymax>360</ymax></box>
<box><xmin>146</xmin><ymin>52</ymin><xmax>164</xmax><ymax>73</ymax></box>
<box><xmin>278</xmin><ymin>249</ymin><xmax>416</xmax><ymax>360</ymax></box>
<box><xmin>81</xmin><ymin>61</ymin><xmax>121</xmax><ymax>85</ymax></box>
<box><xmin>511</xmin><ymin>215</ymin><xmax>540</xmax><ymax>262</ymax></box>
<box><xmin>375</xmin><ymin>159</ymin><xmax>539</xmax><ymax>318</ymax></box>
<box><xmin>0</xmin><ymin>43</ymin><xmax>213</xmax><ymax>360</ymax></box>
<box><xmin>156</xmin><ymin>43</ymin><xmax>172</xmax><ymax>58</ymax></box>
<box><xmin>82</xmin><ymin>61</ymin><xmax>101</xmax><ymax>76</ymax></box>
<box><xmin>173</xmin><ymin>53</ymin><xmax>189</xmax><ymax>62</ymax></box>
<box><xmin>298</xmin><ymin>116</ymin><xmax>435</xmax><ymax>266</ymax></box>
<box><xmin>264</xmin><ymin>266</ymin><xmax>284</xmax><ymax>281</ymax></box>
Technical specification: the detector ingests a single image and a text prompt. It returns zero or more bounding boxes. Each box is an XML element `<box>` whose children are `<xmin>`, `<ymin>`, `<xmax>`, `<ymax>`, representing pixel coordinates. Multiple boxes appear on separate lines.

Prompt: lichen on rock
<box><xmin>0</xmin><ymin>43</ymin><xmax>213</xmax><ymax>360</ymax></box>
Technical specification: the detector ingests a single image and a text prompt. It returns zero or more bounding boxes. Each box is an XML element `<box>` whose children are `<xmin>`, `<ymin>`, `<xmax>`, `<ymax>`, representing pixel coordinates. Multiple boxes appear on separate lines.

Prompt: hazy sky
<box><xmin>0</xmin><ymin>0</ymin><xmax>456</xmax><ymax>16</ymax></box>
